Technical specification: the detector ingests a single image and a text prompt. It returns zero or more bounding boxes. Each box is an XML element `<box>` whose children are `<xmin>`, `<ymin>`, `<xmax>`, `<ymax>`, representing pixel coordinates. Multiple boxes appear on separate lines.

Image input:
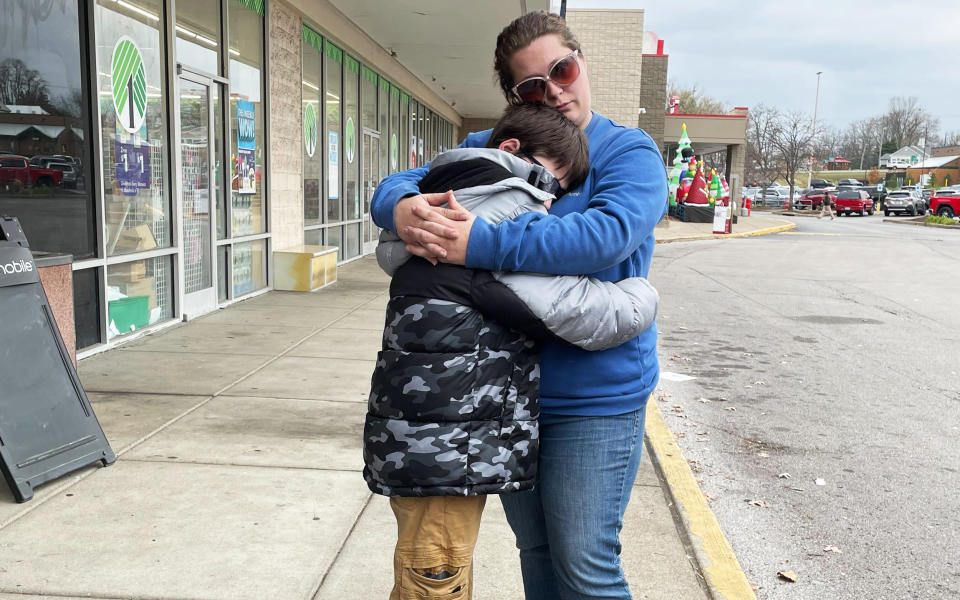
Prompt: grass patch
<box><xmin>925</xmin><ymin>215</ymin><xmax>958</xmax><ymax>226</ymax></box>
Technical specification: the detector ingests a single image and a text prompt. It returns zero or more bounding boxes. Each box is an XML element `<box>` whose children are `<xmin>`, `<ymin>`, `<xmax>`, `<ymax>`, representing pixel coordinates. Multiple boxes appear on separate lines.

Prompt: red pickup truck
<box><xmin>0</xmin><ymin>154</ymin><xmax>63</xmax><ymax>189</ymax></box>
<box><xmin>929</xmin><ymin>189</ymin><xmax>960</xmax><ymax>218</ymax></box>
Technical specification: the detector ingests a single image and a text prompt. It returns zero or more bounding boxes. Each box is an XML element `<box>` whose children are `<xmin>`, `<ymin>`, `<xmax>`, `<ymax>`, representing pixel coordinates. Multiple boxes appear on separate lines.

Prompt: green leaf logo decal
<box><xmin>391</xmin><ymin>133</ymin><xmax>398</xmax><ymax>170</ymax></box>
<box><xmin>111</xmin><ymin>37</ymin><xmax>147</xmax><ymax>133</ymax></box>
<box><xmin>304</xmin><ymin>103</ymin><xmax>318</xmax><ymax>157</ymax></box>
<box><xmin>345</xmin><ymin>117</ymin><xmax>355</xmax><ymax>164</ymax></box>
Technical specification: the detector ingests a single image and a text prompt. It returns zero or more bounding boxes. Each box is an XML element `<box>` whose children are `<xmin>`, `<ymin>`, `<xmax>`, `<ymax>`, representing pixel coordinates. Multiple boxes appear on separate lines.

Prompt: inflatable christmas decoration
<box><xmin>668</xmin><ymin>95</ymin><xmax>680</xmax><ymax>115</ymax></box>
<box><xmin>708</xmin><ymin>169</ymin><xmax>722</xmax><ymax>207</ymax></box>
<box><xmin>667</xmin><ymin>122</ymin><xmax>735</xmax><ymax>233</ymax></box>
<box><xmin>668</xmin><ymin>155</ymin><xmax>682</xmax><ymax>207</ymax></box>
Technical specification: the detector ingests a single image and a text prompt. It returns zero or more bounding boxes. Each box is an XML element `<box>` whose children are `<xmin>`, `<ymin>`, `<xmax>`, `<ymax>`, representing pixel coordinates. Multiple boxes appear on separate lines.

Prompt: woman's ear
<box><xmin>497</xmin><ymin>138</ymin><xmax>521</xmax><ymax>153</ymax></box>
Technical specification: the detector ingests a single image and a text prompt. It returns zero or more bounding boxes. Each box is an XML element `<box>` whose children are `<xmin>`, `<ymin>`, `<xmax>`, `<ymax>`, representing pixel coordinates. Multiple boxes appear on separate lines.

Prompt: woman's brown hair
<box><xmin>486</xmin><ymin>104</ymin><xmax>589</xmax><ymax>192</ymax></box>
<box><xmin>494</xmin><ymin>11</ymin><xmax>581</xmax><ymax>103</ymax></box>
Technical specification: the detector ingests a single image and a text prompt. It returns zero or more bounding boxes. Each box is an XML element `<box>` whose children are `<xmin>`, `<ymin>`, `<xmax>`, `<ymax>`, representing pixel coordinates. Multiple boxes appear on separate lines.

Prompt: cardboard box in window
<box><xmin>116</xmin><ymin>276</ymin><xmax>157</xmax><ymax>309</ymax></box>
<box><xmin>110</xmin><ymin>261</ymin><xmax>147</xmax><ymax>282</ymax></box>
<box><xmin>114</xmin><ymin>224</ymin><xmax>158</xmax><ymax>252</ymax></box>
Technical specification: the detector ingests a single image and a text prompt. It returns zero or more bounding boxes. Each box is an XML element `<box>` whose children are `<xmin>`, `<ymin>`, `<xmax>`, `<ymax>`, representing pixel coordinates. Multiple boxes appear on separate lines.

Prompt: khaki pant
<box><xmin>389</xmin><ymin>495</ymin><xmax>487</xmax><ymax>600</ymax></box>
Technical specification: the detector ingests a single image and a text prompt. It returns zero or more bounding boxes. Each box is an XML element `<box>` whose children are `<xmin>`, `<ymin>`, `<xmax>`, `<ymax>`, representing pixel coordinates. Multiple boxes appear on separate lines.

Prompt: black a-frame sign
<box><xmin>0</xmin><ymin>217</ymin><xmax>115</xmax><ymax>502</ymax></box>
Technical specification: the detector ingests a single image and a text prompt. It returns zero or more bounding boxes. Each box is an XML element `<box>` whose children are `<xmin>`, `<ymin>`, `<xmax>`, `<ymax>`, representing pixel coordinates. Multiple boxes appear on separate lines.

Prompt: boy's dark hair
<box><xmin>494</xmin><ymin>11</ymin><xmax>581</xmax><ymax>103</ymax></box>
<box><xmin>486</xmin><ymin>104</ymin><xmax>589</xmax><ymax>192</ymax></box>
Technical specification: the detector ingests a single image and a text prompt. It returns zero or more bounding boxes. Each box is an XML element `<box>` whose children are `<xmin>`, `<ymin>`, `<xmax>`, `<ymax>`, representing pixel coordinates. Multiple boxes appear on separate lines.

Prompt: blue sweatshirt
<box><xmin>371</xmin><ymin>111</ymin><xmax>668</xmax><ymax>416</ymax></box>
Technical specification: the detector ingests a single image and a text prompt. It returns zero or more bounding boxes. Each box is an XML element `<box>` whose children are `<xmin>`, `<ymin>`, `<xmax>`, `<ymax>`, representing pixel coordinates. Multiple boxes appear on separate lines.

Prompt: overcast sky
<box><xmin>567</xmin><ymin>0</ymin><xmax>960</xmax><ymax>140</ymax></box>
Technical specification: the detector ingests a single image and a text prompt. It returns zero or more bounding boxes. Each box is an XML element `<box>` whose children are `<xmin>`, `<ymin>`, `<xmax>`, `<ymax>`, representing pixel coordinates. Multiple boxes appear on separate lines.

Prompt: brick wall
<box><xmin>460</xmin><ymin>118</ymin><xmax>499</xmax><ymax>138</ymax></box>
<box><xmin>566</xmin><ymin>10</ymin><xmax>644</xmax><ymax>128</ymax></box>
<box><xmin>638</xmin><ymin>54</ymin><xmax>667</xmax><ymax>149</ymax></box>
<box><xmin>268</xmin><ymin>2</ymin><xmax>303</xmax><ymax>252</ymax></box>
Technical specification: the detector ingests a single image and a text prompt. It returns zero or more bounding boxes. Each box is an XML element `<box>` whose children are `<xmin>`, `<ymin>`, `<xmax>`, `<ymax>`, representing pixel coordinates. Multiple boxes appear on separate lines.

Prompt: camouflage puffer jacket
<box><xmin>363</xmin><ymin>294</ymin><xmax>540</xmax><ymax>497</ymax></box>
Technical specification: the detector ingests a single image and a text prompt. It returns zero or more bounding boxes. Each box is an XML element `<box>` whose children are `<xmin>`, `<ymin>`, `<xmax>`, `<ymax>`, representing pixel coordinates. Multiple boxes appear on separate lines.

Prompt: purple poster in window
<box><xmin>115</xmin><ymin>123</ymin><xmax>151</xmax><ymax>196</ymax></box>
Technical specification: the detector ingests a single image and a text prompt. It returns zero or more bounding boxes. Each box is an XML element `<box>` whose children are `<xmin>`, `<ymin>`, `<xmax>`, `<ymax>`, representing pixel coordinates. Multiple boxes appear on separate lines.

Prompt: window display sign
<box><xmin>304</xmin><ymin>103</ymin><xmax>318</xmax><ymax>158</ymax></box>
<box><xmin>237</xmin><ymin>100</ymin><xmax>256</xmax><ymax>195</ymax></box>
<box><xmin>114</xmin><ymin>122</ymin><xmax>151</xmax><ymax>196</ymax></box>
<box><xmin>328</xmin><ymin>130</ymin><xmax>339</xmax><ymax>200</ymax></box>
<box><xmin>111</xmin><ymin>36</ymin><xmax>147</xmax><ymax>134</ymax></box>
<box><xmin>391</xmin><ymin>133</ymin><xmax>398</xmax><ymax>171</ymax></box>
<box><xmin>411</xmin><ymin>135</ymin><xmax>417</xmax><ymax>169</ymax></box>
<box><xmin>345</xmin><ymin>117</ymin><xmax>356</xmax><ymax>164</ymax></box>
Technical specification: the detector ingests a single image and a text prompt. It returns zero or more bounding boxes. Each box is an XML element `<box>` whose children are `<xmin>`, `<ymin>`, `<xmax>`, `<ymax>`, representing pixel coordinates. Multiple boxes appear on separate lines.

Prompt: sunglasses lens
<box><xmin>515</xmin><ymin>79</ymin><xmax>546</xmax><ymax>103</ymax></box>
<box><xmin>550</xmin><ymin>54</ymin><xmax>580</xmax><ymax>85</ymax></box>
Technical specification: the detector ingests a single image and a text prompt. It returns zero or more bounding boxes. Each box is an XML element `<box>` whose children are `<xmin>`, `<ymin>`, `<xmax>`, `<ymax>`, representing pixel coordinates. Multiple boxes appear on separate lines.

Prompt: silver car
<box><xmin>883</xmin><ymin>190</ymin><xmax>924</xmax><ymax>216</ymax></box>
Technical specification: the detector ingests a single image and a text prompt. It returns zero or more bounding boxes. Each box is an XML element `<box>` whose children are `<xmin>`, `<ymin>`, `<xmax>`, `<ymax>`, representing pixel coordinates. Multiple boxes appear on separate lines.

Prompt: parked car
<box><xmin>741</xmin><ymin>186</ymin><xmax>759</xmax><ymax>202</ymax></box>
<box><xmin>797</xmin><ymin>188</ymin><xmax>834</xmax><ymax>210</ymax></box>
<box><xmin>862</xmin><ymin>184</ymin><xmax>887</xmax><ymax>205</ymax></box>
<box><xmin>47</xmin><ymin>161</ymin><xmax>77</xmax><ymax>188</ymax></box>
<box><xmin>930</xmin><ymin>189</ymin><xmax>960</xmax><ymax>218</ymax></box>
<box><xmin>883</xmin><ymin>190</ymin><xmax>925</xmax><ymax>216</ymax></box>
<box><xmin>835</xmin><ymin>189</ymin><xmax>874</xmax><ymax>216</ymax></box>
<box><xmin>0</xmin><ymin>154</ymin><xmax>63</xmax><ymax>189</ymax></box>
<box><xmin>837</xmin><ymin>178</ymin><xmax>863</xmax><ymax>186</ymax></box>
<box><xmin>809</xmin><ymin>179</ymin><xmax>833</xmax><ymax>189</ymax></box>
<box><xmin>760</xmin><ymin>187</ymin><xmax>790</xmax><ymax>207</ymax></box>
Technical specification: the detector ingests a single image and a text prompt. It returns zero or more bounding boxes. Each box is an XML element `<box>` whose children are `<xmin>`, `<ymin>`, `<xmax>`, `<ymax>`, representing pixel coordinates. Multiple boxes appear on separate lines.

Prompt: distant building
<box><xmin>885</xmin><ymin>145</ymin><xmax>931</xmax><ymax>169</ymax></box>
<box><xmin>825</xmin><ymin>156</ymin><xmax>851</xmax><ymax>170</ymax></box>
<box><xmin>905</xmin><ymin>155</ymin><xmax>960</xmax><ymax>188</ymax></box>
<box><xmin>931</xmin><ymin>145</ymin><xmax>960</xmax><ymax>158</ymax></box>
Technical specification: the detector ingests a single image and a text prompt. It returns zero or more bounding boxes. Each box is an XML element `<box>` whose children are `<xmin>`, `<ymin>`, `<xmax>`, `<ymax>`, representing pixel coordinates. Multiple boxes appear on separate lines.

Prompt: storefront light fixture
<box><xmin>302</xmin><ymin>80</ymin><xmax>319</xmax><ymax>92</ymax></box>
<box><xmin>116</xmin><ymin>0</ymin><xmax>159</xmax><ymax>22</ymax></box>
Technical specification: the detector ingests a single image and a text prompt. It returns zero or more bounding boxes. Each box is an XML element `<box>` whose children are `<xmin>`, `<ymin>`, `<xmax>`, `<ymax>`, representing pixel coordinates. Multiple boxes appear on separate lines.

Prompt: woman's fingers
<box><xmin>405</xmin><ymin>242</ymin><xmax>441</xmax><ymax>264</ymax></box>
<box><xmin>409</xmin><ymin>204</ymin><xmax>461</xmax><ymax>239</ymax></box>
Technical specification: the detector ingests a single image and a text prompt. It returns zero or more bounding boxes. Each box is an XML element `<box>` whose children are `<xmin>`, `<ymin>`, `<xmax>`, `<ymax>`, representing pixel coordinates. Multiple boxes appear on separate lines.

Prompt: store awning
<box><xmin>327</xmin><ymin>0</ymin><xmax>555</xmax><ymax>119</ymax></box>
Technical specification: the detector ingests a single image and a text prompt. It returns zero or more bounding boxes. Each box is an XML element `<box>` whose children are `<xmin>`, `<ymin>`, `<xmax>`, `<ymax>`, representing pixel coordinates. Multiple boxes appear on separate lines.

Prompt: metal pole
<box><xmin>807</xmin><ymin>71</ymin><xmax>822</xmax><ymax>187</ymax></box>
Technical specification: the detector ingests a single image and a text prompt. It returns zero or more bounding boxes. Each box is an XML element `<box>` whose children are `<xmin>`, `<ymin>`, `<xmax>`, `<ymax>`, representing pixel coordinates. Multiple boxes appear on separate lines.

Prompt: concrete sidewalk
<box><xmin>0</xmin><ymin>217</ymin><xmax>791</xmax><ymax>600</ymax></box>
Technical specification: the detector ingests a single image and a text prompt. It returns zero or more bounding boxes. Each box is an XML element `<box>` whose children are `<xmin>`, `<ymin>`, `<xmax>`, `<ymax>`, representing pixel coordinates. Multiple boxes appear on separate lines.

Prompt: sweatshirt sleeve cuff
<box><xmin>373</xmin><ymin>187</ymin><xmax>419</xmax><ymax>233</ymax></box>
<box><xmin>464</xmin><ymin>218</ymin><xmax>497</xmax><ymax>270</ymax></box>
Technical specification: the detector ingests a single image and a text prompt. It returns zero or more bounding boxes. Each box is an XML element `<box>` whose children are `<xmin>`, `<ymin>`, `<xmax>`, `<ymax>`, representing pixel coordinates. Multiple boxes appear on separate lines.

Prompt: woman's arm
<box><xmin>466</xmin><ymin>133</ymin><xmax>668</xmax><ymax>275</ymax></box>
<box><xmin>406</xmin><ymin>130</ymin><xmax>668</xmax><ymax>275</ymax></box>
<box><xmin>370</xmin><ymin>130</ymin><xmax>492</xmax><ymax>232</ymax></box>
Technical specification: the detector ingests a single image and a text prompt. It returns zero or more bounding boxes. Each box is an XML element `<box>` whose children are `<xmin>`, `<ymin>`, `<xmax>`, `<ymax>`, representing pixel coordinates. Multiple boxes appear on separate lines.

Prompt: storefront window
<box><xmin>228</xmin><ymin>0</ymin><xmax>264</xmax><ymax>237</ymax></box>
<box><xmin>106</xmin><ymin>254</ymin><xmax>173</xmax><ymax>339</ymax></box>
<box><xmin>0</xmin><ymin>0</ymin><xmax>96</xmax><ymax>259</ymax></box>
<box><xmin>231</xmin><ymin>239</ymin><xmax>265</xmax><ymax>296</ymax></box>
<box><xmin>175</xmin><ymin>1</ymin><xmax>221</xmax><ymax>75</ymax></box>
<box><xmin>400</xmin><ymin>92</ymin><xmax>409</xmax><ymax>171</ymax></box>
<box><xmin>361</xmin><ymin>66</ymin><xmax>376</xmax><ymax>133</ymax></box>
<box><xmin>416</xmin><ymin>102</ymin><xmax>424</xmax><ymax>167</ymax></box>
<box><xmin>377</xmin><ymin>78</ymin><xmax>388</xmax><ymax>181</ymax></box>
<box><xmin>344</xmin><ymin>55</ymin><xmax>359</xmax><ymax>221</ymax></box>
<box><xmin>325</xmin><ymin>41</ymin><xmax>342</xmax><ymax>223</ymax></box>
<box><xmin>302</xmin><ymin>26</ymin><xmax>322</xmax><ymax>226</ymax></box>
<box><xmin>410</xmin><ymin>100</ymin><xmax>420</xmax><ymax>168</ymax></box>
<box><xmin>95</xmin><ymin>0</ymin><xmax>171</xmax><ymax>263</ymax></box>
<box><xmin>389</xmin><ymin>85</ymin><xmax>400</xmax><ymax>174</ymax></box>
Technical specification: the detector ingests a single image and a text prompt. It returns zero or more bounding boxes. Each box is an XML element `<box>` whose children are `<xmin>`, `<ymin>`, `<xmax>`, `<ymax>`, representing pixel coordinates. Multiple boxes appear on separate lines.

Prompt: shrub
<box><xmin>925</xmin><ymin>215</ymin><xmax>958</xmax><ymax>226</ymax></box>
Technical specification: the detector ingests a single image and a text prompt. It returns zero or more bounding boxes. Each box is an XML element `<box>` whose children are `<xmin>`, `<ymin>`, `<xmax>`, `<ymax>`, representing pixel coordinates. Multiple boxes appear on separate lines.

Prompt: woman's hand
<box><xmin>395</xmin><ymin>191</ymin><xmax>475</xmax><ymax>264</ymax></box>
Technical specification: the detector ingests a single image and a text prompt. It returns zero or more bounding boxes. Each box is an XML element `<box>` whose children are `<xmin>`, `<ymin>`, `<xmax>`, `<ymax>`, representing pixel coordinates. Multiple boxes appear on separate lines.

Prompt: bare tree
<box><xmin>746</xmin><ymin>104</ymin><xmax>781</xmax><ymax>203</ymax></box>
<box><xmin>882</xmin><ymin>97</ymin><xmax>939</xmax><ymax>148</ymax></box>
<box><xmin>0</xmin><ymin>58</ymin><xmax>50</xmax><ymax>107</ymax></box>
<box><xmin>666</xmin><ymin>81</ymin><xmax>726</xmax><ymax>114</ymax></box>
<box><xmin>770</xmin><ymin>110</ymin><xmax>814</xmax><ymax>201</ymax></box>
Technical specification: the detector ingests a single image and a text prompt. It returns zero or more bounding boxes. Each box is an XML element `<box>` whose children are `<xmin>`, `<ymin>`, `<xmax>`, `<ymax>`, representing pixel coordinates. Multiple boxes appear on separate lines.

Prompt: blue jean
<box><xmin>500</xmin><ymin>407</ymin><xmax>647</xmax><ymax>600</ymax></box>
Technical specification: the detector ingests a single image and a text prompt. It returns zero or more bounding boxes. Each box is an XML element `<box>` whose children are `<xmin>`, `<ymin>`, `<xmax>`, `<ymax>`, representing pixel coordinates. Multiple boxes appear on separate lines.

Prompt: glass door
<box><xmin>362</xmin><ymin>131</ymin><xmax>380</xmax><ymax>254</ymax></box>
<box><xmin>177</xmin><ymin>74</ymin><xmax>217</xmax><ymax>317</ymax></box>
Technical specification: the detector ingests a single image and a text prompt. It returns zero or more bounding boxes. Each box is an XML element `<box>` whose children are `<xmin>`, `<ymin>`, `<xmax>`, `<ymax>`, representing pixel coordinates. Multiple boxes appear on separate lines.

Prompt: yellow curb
<box><xmin>645</xmin><ymin>400</ymin><xmax>756</xmax><ymax>600</ymax></box>
<box><xmin>656</xmin><ymin>222</ymin><xmax>796</xmax><ymax>244</ymax></box>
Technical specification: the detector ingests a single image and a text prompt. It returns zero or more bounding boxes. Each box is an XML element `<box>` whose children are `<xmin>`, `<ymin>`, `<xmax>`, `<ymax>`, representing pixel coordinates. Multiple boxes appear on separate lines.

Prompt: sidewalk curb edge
<box><xmin>656</xmin><ymin>222</ymin><xmax>797</xmax><ymax>244</ymax></box>
<box><xmin>645</xmin><ymin>400</ymin><xmax>757</xmax><ymax>600</ymax></box>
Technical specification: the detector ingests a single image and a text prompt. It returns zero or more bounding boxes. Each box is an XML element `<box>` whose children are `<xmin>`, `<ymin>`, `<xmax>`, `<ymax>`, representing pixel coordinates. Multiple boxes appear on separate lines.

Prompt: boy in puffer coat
<box><xmin>363</xmin><ymin>104</ymin><xmax>660</xmax><ymax>600</ymax></box>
